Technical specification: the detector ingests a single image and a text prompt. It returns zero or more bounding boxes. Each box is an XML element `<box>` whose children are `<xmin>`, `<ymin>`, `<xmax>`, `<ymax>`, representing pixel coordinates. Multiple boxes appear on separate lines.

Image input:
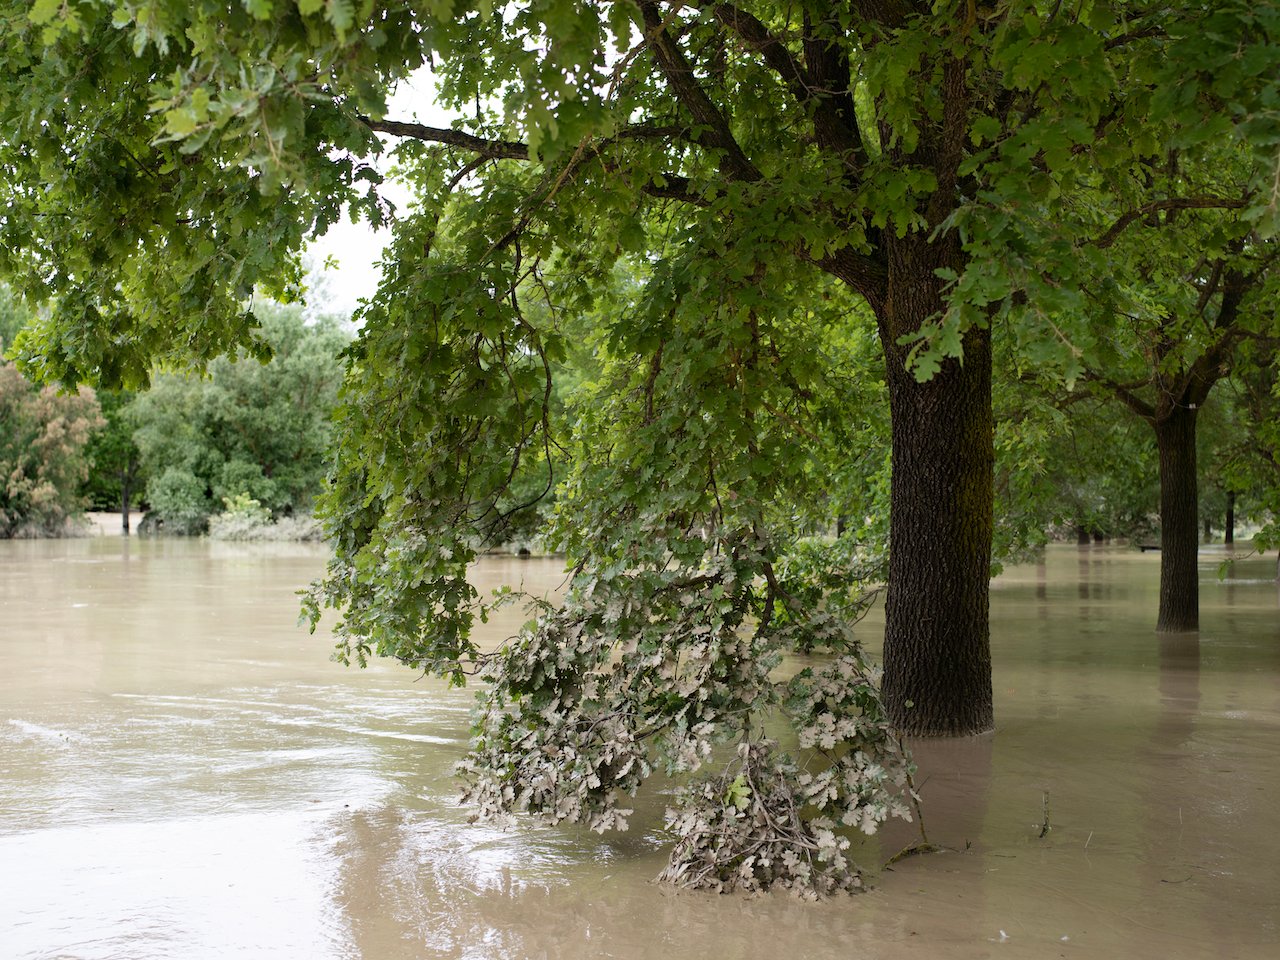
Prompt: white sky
<box><xmin>304</xmin><ymin>76</ymin><xmax>456</xmax><ymax>316</ymax></box>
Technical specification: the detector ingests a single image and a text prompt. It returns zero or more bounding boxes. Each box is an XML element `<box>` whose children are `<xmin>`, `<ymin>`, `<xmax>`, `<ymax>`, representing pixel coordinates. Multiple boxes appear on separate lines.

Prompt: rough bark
<box><xmin>1155</xmin><ymin>406</ymin><xmax>1200</xmax><ymax>631</ymax></box>
<box><xmin>874</xmin><ymin>237</ymin><xmax>994</xmax><ymax>737</ymax></box>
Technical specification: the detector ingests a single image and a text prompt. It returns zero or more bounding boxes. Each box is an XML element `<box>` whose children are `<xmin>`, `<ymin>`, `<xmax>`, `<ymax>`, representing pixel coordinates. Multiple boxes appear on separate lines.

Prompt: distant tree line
<box><xmin>3</xmin><ymin>280</ymin><xmax>1278</xmax><ymax>554</ymax></box>
<box><xmin>1</xmin><ymin>295</ymin><xmax>347</xmax><ymax>537</ymax></box>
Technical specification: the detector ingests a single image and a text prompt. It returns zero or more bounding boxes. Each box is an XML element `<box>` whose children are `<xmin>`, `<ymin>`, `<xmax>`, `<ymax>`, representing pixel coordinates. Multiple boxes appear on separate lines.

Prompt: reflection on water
<box><xmin>2</xmin><ymin>539</ymin><xmax>1278</xmax><ymax>958</ymax></box>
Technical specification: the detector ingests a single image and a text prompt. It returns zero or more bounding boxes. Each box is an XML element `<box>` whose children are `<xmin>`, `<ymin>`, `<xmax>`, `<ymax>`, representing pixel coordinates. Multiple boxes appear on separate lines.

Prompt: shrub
<box><xmin>208</xmin><ymin>494</ymin><xmax>323</xmax><ymax>541</ymax></box>
<box><xmin>145</xmin><ymin>467</ymin><xmax>210</xmax><ymax>535</ymax></box>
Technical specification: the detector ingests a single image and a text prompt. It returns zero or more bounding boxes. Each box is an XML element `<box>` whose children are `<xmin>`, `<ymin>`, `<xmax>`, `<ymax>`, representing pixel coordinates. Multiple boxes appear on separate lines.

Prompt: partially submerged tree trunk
<box><xmin>1089</xmin><ymin>269</ymin><xmax>1248</xmax><ymax>632</ymax></box>
<box><xmin>1155</xmin><ymin>406</ymin><xmax>1200</xmax><ymax>631</ymax></box>
<box><xmin>872</xmin><ymin>238</ymin><xmax>994</xmax><ymax>737</ymax></box>
<box><xmin>120</xmin><ymin>473</ymin><xmax>131</xmax><ymax>536</ymax></box>
<box><xmin>119</xmin><ymin>460</ymin><xmax>140</xmax><ymax>536</ymax></box>
<box><xmin>1225</xmin><ymin>491</ymin><xmax>1235</xmax><ymax>545</ymax></box>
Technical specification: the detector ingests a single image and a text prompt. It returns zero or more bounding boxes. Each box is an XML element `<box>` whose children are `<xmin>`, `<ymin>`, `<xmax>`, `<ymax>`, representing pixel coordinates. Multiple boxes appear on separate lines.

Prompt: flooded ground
<box><xmin>1</xmin><ymin>539</ymin><xmax>1277</xmax><ymax>959</ymax></box>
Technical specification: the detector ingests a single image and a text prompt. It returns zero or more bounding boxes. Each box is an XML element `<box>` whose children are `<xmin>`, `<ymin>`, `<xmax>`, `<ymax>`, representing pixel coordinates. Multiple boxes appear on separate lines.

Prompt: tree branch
<box><xmin>815</xmin><ymin>246</ymin><xmax>888</xmax><ymax>309</ymax></box>
<box><xmin>639</xmin><ymin>1</ymin><xmax>762</xmax><ymax>182</ymax></box>
<box><xmin>697</xmin><ymin>2</ymin><xmax>865</xmax><ymax>168</ymax></box>
<box><xmin>1178</xmin><ymin>267</ymin><xmax>1250</xmax><ymax>408</ymax></box>
<box><xmin>1080</xmin><ymin>369</ymin><xmax>1156</xmax><ymax>421</ymax></box>
<box><xmin>926</xmin><ymin>55</ymin><xmax>970</xmax><ymax>228</ymax></box>
<box><xmin>1191</xmin><ymin>258</ymin><xmax>1224</xmax><ymax>319</ymax></box>
<box><xmin>705</xmin><ymin>2</ymin><xmax>811</xmax><ymax>100</ymax></box>
<box><xmin>1104</xmin><ymin>26</ymin><xmax>1167</xmax><ymax>50</ymax></box>
<box><xmin>363</xmin><ymin>116</ymin><xmax>707</xmax><ymax>206</ymax></box>
<box><xmin>1090</xmin><ymin>196</ymin><xmax>1248</xmax><ymax>249</ymax></box>
<box><xmin>360</xmin><ymin>118</ymin><xmax>530</xmax><ymax>159</ymax></box>
<box><xmin>801</xmin><ymin>9</ymin><xmax>865</xmax><ymax>168</ymax></box>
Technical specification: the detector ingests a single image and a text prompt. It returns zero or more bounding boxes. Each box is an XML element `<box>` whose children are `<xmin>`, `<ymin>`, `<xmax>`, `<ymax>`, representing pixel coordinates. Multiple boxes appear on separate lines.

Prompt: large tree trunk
<box><xmin>1154</xmin><ymin>406</ymin><xmax>1200</xmax><ymax>631</ymax></box>
<box><xmin>875</xmin><ymin>243</ymin><xmax>994</xmax><ymax>737</ymax></box>
<box><xmin>1225</xmin><ymin>491</ymin><xmax>1235</xmax><ymax>545</ymax></box>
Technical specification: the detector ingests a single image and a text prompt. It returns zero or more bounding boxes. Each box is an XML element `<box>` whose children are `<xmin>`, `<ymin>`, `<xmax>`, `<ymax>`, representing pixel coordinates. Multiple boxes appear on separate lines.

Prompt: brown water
<box><xmin>1</xmin><ymin>540</ymin><xmax>1278</xmax><ymax>959</ymax></box>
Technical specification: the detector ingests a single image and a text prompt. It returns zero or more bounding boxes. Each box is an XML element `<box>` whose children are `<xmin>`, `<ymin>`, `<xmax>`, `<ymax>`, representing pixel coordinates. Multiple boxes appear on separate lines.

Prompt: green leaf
<box><xmin>327</xmin><ymin>0</ymin><xmax>356</xmax><ymax>36</ymax></box>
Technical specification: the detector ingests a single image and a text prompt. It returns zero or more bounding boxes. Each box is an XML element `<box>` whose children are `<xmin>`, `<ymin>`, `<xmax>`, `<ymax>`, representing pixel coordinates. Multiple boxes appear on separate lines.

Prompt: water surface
<box><xmin>2</xmin><ymin>539</ymin><xmax>1277</xmax><ymax>958</ymax></box>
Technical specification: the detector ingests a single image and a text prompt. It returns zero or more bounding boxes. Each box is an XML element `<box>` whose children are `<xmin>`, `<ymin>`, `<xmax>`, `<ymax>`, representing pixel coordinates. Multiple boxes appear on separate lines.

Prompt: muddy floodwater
<box><xmin>2</xmin><ymin>539</ymin><xmax>1278</xmax><ymax>959</ymax></box>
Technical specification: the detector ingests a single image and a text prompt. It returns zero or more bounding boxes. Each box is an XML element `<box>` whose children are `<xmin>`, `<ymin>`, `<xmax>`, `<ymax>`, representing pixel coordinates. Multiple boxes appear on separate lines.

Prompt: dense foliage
<box><xmin>81</xmin><ymin>387</ymin><xmax>144</xmax><ymax>527</ymax></box>
<box><xmin>125</xmin><ymin>305</ymin><xmax>348</xmax><ymax>532</ymax></box>
<box><xmin>0</xmin><ymin>359</ymin><xmax>102</xmax><ymax>537</ymax></box>
<box><xmin>0</xmin><ymin>284</ymin><xmax>25</xmax><ymax>354</ymax></box>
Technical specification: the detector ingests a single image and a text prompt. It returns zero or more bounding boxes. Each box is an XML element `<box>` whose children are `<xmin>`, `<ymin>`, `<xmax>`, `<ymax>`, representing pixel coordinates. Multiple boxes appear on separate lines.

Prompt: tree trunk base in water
<box><xmin>879</xmin><ymin>321</ymin><xmax>994</xmax><ymax>739</ymax></box>
<box><xmin>1155</xmin><ymin>408</ymin><xmax>1200</xmax><ymax>633</ymax></box>
<box><xmin>874</xmin><ymin>237</ymin><xmax>994</xmax><ymax>738</ymax></box>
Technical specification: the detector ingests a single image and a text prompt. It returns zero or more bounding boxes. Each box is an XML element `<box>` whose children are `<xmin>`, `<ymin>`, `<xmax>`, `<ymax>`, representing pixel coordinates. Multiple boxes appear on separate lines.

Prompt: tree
<box><xmin>0</xmin><ymin>359</ymin><xmax>102</xmax><ymax>537</ymax></box>
<box><xmin>9</xmin><ymin>0</ymin><xmax>1276</xmax><ymax>732</ymax></box>
<box><xmin>1021</xmin><ymin>146</ymin><xmax>1280</xmax><ymax>630</ymax></box>
<box><xmin>124</xmin><ymin>305</ymin><xmax>348</xmax><ymax>531</ymax></box>
<box><xmin>82</xmin><ymin>389</ymin><xmax>144</xmax><ymax>534</ymax></box>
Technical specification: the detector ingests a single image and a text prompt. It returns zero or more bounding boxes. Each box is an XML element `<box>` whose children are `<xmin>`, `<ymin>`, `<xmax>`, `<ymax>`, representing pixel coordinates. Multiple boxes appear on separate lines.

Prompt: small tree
<box><xmin>82</xmin><ymin>389</ymin><xmax>144</xmax><ymax>533</ymax></box>
<box><xmin>144</xmin><ymin>466</ymin><xmax>210</xmax><ymax>535</ymax></box>
<box><xmin>0</xmin><ymin>361</ymin><xmax>102</xmax><ymax>537</ymax></box>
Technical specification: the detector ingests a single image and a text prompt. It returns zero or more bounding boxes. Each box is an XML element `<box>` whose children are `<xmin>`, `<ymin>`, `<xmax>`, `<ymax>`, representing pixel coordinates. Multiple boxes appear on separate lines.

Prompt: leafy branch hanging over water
<box><xmin>302</xmin><ymin>174</ymin><xmax>911</xmax><ymax>895</ymax></box>
<box><xmin>456</xmin><ymin>531</ymin><xmax>911</xmax><ymax>897</ymax></box>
